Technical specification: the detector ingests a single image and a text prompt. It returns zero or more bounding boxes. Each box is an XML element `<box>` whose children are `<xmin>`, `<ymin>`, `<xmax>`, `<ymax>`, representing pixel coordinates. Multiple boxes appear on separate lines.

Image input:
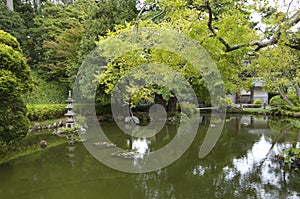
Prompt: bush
<box><xmin>270</xmin><ymin>95</ymin><xmax>299</xmax><ymax>109</ymax></box>
<box><xmin>27</xmin><ymin>104</ymin><xmax>66</xmax><ymax>121</ymax></box>
<box><xmin>0</xmin><ymin>29</ymin><xmax>22</xmax><ymax>52</ymax></box>
<box><xmin>22</xmin><ymin>71</ymin><xmax>69</xmax><ymax>104</ymax></box>
<box><xmin>0</xmin><ymin>30</ymin><xmax>33</xmax><ymax>143</ymax></box>
<box><xmin>253</xmin><ymin>99</ymin><xmax>263</xmax><ymax>105</ymax></box>
<box><xmin>270</xmin><ymin>95</ymin><xmax>300</xmax><ymax>116</ymax></box>
<box><xmin>226</xmin><ymin>97</ymin><xmax>232</xmax><ymax>106</ymax></box>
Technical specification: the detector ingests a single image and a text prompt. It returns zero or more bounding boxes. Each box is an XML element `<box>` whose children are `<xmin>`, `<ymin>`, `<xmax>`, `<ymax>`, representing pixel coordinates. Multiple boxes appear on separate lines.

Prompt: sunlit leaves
<box><xmin>252</xmin><ymin>45</ymin><xmax>299</xmax><ymax>92</ymax></box>
<box><xmin>217</xmin><ymin>9</ymin><xmax>258</xmax><ymax>45</ymax></box>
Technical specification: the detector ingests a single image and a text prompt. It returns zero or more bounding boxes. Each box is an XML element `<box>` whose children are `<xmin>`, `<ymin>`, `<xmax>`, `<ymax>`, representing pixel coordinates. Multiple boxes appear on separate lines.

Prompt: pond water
<box><xmin>0</xmin><ymin>115</ymin><xmax>299</xmax><ymax>199</ymax></box>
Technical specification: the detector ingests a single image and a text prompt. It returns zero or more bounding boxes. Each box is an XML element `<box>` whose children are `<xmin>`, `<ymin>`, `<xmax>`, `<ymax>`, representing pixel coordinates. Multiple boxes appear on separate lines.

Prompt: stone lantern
<box><xmin>65</xmin><ymin>90</ymin><xmax>76</xmax><ymax>128</ymax></box>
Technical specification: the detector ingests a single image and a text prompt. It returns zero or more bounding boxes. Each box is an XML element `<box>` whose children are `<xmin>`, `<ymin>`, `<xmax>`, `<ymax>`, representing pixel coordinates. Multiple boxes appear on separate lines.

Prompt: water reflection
<box><xmin>132</xmin><ymin>138</ymin><xmax>150</xmax><ymax>154</ymax></box>
<box><xmin>0</xmin><ymin>115</ymin><xmax>300</xmax><ymax>199</ymax></box>
<box><xmin>134</xmin><ymin>115</ymin><xmax>300</xmax><ymax>199</ymax></box>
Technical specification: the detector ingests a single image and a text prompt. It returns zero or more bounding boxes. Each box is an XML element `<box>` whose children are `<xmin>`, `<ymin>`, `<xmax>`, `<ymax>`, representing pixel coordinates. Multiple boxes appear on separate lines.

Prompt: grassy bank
<box><xmin>243</xmin><ymin>108</ymin><xmax>271</xmax><ymax>114</ymax></box>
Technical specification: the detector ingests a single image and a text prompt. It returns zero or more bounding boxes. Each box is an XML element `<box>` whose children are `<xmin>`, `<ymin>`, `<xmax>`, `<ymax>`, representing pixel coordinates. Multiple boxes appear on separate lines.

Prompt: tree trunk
<box><xmin>6</xmin><ymin>0</ymin><xmax>13</xmax><ymax>11</ymax></box>
<box><xmin>295</xmin><ymin>85</ymin><xmax>300</xmax><ymax>103</ymax></box>
<box><xmin>277</xmin><ymin>87</ymin><xmax>295</xmax><ymax>106</ymax></box>
<box><xmin>167</xmin><ymin>96</ymin><xmax>177</xmax><ymax>114</ymax></box>
<box><xmin>154</xmin><ymin>94</ymin><xmax>166</xmax><ymax>108</ymax></box>
<box><xmin>34</xmin><ymin>0</ymin><xmax>41</xmax><ymax>8</ymax></box>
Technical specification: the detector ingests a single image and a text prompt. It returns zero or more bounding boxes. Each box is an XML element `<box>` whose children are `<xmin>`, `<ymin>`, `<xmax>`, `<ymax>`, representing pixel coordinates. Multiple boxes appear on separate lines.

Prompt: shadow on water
<box><xmin>0</xmin><ymin>115</ymin><xmax>299</xmax><ymax>199</ymax></box>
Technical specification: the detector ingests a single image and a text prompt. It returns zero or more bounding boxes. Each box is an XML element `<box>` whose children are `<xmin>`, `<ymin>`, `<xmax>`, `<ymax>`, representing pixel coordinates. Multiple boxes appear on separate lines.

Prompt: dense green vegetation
<box><xmin>22</xmin><ymin>71</ymin><xmax>68</xmax><ymax>104</ymax></box>
<box><xmin>270</xmin><ymin>95</ymin><xmax>300</xmax><ymax>117</ymax></box>
<box><xmin>30</xmin><ymin>0</ymin><xmax>138</xmax><ymax>87</ymax></box>
<box><xmin>0</xmin><ymin>30</ymin><xmax>33</xmax><ymax>144</ymax></box>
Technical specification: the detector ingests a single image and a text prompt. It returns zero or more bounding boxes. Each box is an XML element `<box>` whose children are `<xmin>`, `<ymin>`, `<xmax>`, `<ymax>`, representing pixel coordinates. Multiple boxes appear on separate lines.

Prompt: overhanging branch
<box><xmin>196</xmin><ymin>1</ymin><xmax>300</xmax><ymax>52</ymax></box>
<box><xmin>203</xmin><ymin>0</ymin><xmax>244</xmax><ymax>52</ymax></box>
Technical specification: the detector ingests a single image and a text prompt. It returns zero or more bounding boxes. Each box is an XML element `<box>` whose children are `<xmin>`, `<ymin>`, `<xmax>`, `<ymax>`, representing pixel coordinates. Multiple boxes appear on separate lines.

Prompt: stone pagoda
<box><xmin>65</xmin><ymin>90</ymin><xmax>76</xmax><ymax>128</ymax></box>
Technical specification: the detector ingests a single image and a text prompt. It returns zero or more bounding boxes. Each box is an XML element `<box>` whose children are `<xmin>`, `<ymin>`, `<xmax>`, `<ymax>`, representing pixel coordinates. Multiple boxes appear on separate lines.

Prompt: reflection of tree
<box><xmin>133</xmin><ymin>116</ymin><xmax>260</xmax><ymax>198</ymax></box>
<box><xmin>269</xmin><ymin>117</ymin><xmax>300</xmax><ymax>142</ymax></box>
<box><xmin>134</xmin><ymin>116</ymin><xmax>300</xmax><ymax>198</ymax></box>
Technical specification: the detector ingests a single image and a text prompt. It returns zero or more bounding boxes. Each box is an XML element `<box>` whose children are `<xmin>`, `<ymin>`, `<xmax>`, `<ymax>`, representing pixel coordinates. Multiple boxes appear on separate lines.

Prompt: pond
<box><xmin>0</xmin><ymin>115</ymin><xmax>299</xmax><ymax>199</ymax></box>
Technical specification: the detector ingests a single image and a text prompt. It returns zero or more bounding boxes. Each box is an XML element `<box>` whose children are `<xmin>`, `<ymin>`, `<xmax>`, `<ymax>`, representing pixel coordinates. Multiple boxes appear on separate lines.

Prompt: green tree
<box><xmin>246</xmin><ymin>0</ymin><xmax>300</xmax><ymax>107</ymax></box>
<box><xmin>32</xmin><ymin>0</ymin><xmax>138</xmax><ymax>86</ymax></box>
<box><xmin>0</xmin><ymin>1</ymin><xmax>26</xmax><ymax>46</ymax></box>
<box><xmin>0</xmin><ymin>30</ymin><xmax>33</xmax><ymax>143</ymax></box>
<box><xmin>94</xmin><ymin>0</ymin><xmax>299</xmax><ymax>110</ymax></box>
<box><xmin>0</xmin><ymin>0</ymin><xmax>36</xmax><ymax>58</ymax></box>
<box><xmin>252</xmin><ymin>45</ymin><xmax>299</xmax><ymax>106</ymax></box>
<box><xmin>93</xmin><ymin>0</ymin><xmax>258</xmax><ymax>109</ymax></box>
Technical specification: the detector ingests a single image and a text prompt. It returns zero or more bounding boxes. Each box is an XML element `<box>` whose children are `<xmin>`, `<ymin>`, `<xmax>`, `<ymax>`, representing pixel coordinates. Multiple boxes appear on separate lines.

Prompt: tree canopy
<box><xmin>31</xmin><ymin>0</ymin><xmax>138</xmax><ymax>86</ymax></box>
<box><xmin>90</xmin><ymin>0</ymin><xmax>299</xmax><ymax>108</ymax></box>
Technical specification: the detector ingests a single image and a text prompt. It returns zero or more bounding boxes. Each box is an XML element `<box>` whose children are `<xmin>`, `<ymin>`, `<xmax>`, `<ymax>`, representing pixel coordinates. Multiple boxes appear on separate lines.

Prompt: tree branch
<box><xmin>151</xmin><ymin>6</ymin><xmax>166</xmax><ymax>21</ymax></box>
<box><xmin>135</xmin><ymin>0</ymin><xmax>159</xmax><ymax>27</ymax></box>
<box><xmin>278</xmin><ymin>87</ymin><xmax>295</xmax><ymax>106</ymax></box>
<box><xmin>202</xmin><ymin>1</ymin><xmax>245</xmax><ymax>52</ymax></box>
<box><xmin>195</xmin><ymin>1</ymin><xmax>300</xmax><ymax>52</ymax></box>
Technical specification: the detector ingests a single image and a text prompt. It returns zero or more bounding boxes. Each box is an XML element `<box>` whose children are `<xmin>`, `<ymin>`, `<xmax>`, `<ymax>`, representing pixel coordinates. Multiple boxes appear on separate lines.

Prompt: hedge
<box><xmin>27</xmin><ymin>104</ymin><xmax>66</xmax><ymax>121</ymax></box>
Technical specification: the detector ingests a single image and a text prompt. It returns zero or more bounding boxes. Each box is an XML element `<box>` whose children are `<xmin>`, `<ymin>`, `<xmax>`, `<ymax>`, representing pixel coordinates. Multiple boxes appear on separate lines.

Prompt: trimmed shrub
<box><xmin>0</xmin><ymin>30</ymin><xmax>22</xmax><ymax>52</ymax></box>
<box><xmin>27</xmin><ymin>104</ymin><xmax>66</xmax><ymax>121</ymax></box>
<box><xmin>253</xmin><ymin>99</ymin><xmax>263</xmax><ymax>105</ymax></box>
<box><xmin>0</xmin><ymin>30</ymin><xmax>33</xmax><ymax>143</ymax></box>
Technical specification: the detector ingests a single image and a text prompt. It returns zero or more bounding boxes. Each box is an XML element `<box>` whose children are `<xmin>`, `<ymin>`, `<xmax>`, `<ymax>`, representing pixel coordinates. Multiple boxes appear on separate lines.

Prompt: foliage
<box><xmin>0</xmin><ymin>30</ymin><xmax>33</xmax><ymax>143</ymax></box>
<box><xmin>253</xmin><ymin>99</ymin><xmax>263</xmax><ymax>105</ymax></box>
<box><xmin>252</xmin><ymin>45</ymin><xmax>299</xmax><ymax>90</ymax></box>
<box><xmin>226</xmin><ymin>98</ymin><xmax>232</xmax><ymax>106</ymax></box>
<box><xmin>270</xmin><ymin>95</ymin><xmax>300</xmax><ymax>116</ymax></box>
<box><xmin>0</xmin><ymin>27</ymin><xmax>22</xmax><ymax>51</ymax></box>
<box><xmin>270</xmin><ymin>95</ymin><xmax>283</xmax><ymax>108</ymax></box>
<box><xmin>92</xmin><ymin>0</ymin><xmax>276</xmax><ymax>109</ymax></box>
<box><xmin>32</xmin><ymin>0</ymin><xmax>138</xmax><ymax>86</ymax></box>
<box><xmin>290</xmin><ymin>119</ymin><xmax>300</xmax><ymax>129</ymax></box>
<box><xmin>32</xmin><ymin>118</ymin><xmax>63</xmax><ymax>127</ymax></box>
<box><xmin>281</xmin><ymin>142</ymin><xmax>300</xmax><ymax>167</ymax></box>
<box><xmin>179</xmin><ymin>103</ymin><xmax>198</xmax><ymax>117</ymax></box>
<box><xmin>0</xmin><ymin>2</ymin><xmax>26</xmax><ymax>47</ymax></box>
<box><xmin>26</xmin><ymin>104</ymin><xmax>66</xmax><ymax>121</ymax></box>
<box><xmin>242</xmin><ymin>108</ymin><xmax>270</xmax><ymax>113</ymax></box>
<box><xmin>22</xmin><ymin>71</ymin><xmax>68</xmax><ymax>104</ymax></box>
<box><xmin>0</xmin><ymin>0</ymin><xmax>35</xmax><ymax>57</ymax></box>
<box><xmin>31</xmin><ymin>1</ymin><xmax>85</xmax><ymax>81</ymax></box>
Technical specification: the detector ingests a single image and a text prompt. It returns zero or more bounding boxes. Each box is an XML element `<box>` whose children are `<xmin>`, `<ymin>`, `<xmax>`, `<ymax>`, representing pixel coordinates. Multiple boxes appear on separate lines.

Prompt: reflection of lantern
<box><xmin>65</xmin><ymin>90</ymin><xmax>76</xmax><ymax>128</ymax></box>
